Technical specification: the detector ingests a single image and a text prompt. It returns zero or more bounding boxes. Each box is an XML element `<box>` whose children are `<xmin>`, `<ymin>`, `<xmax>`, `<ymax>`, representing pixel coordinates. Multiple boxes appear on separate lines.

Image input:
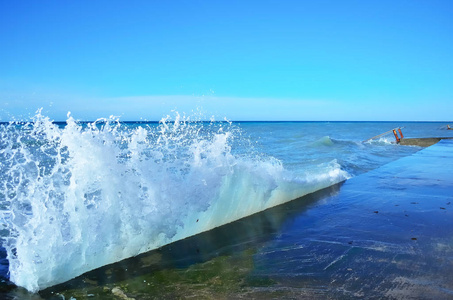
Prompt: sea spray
<box><xmin>0</xmin><ymin>112</ymin><xmax>349</xmax><ymax>292</ymax></box>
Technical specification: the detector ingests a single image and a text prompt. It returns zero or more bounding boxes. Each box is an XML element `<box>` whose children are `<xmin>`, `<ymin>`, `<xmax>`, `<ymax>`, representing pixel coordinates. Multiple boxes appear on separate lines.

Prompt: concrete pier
<box><xmin>400</xmin><ymin>137</ymin><xmax>453</xmax><ymax>147</ymax></box>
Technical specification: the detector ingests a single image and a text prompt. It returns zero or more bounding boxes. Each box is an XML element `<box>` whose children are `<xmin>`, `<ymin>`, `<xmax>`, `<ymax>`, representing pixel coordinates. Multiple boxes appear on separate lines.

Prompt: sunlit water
<box><xmin>0</xmin><ymin>111</ymin><xmax>451</xmax><ymax>296</ymax></box>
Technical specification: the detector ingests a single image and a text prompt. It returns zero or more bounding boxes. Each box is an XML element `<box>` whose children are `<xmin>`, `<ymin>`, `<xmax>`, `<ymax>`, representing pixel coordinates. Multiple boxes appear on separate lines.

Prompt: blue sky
<box><xmin>1</xmin><ymin>0</ymin><xmax>452</xmax><ymax>121</ymax></box>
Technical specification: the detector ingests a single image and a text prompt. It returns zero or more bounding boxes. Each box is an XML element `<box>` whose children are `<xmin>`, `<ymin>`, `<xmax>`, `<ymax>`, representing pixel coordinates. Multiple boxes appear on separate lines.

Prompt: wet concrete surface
<box><xmin>249</xmin><ymin>139</ymin><xmax>453</xmax><ymax>299</ymax></box>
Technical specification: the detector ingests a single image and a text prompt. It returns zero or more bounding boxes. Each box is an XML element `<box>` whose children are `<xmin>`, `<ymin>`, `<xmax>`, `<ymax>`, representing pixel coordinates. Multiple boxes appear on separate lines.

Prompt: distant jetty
<box><xmin>399</xmin><ymin>137</ymin><xmax>453</xmax><ymax>147</ymax></box>
<box><xmin>365</xmin><ymin>127</ymin><xmax>453</xmax><ymax>147</ymax></box>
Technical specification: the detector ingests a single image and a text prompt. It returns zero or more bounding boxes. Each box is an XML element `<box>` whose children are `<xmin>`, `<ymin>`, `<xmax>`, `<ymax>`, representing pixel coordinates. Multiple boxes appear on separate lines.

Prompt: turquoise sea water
<box><xmin>0</xmin><ymin>113</ymin><xmax>452</xmax><ymax>298</ymax></box>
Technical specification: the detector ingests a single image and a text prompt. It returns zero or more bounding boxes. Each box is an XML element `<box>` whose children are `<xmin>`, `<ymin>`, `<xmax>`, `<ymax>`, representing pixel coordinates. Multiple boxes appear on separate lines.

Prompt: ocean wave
<box><xmin>310</xmin><ymin>136</ymin><xmax>334</xmax><ymax>147</ymax></box>
<box><xmin>0</xmin><ymin>111</ymin><xmax>349</xmax><ymax>292</ymax></box>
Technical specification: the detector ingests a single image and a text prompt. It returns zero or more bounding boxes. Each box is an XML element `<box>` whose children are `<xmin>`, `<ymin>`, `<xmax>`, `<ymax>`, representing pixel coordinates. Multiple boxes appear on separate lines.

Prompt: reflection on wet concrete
<box><xmin>2</xmin><ymin>140</ymin><xmax>453</xmax><ymax>299</ymax></box>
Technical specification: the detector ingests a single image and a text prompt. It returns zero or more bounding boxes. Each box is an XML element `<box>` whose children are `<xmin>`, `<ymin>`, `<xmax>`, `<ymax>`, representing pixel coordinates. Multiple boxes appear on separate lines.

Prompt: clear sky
<box><xmin>1</xmin><ymin>0</ymin><xmax>452</xmax><ymax>121</ymax></box>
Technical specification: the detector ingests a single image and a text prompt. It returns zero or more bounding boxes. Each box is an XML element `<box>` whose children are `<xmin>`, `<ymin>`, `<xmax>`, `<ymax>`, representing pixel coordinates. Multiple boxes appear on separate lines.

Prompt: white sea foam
<box><xmin>364</xmin><ymin>136</ymin><xmax>396</xmax><ymax>145</ymax></box>
<box><xmin>0</xmin><ymin>111</ymin><xmax>349</xmax><ymax>292</ymax></box>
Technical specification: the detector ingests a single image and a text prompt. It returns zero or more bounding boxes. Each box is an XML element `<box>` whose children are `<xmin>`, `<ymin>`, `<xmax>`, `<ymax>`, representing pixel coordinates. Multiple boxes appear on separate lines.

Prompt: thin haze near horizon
<box><xmin>1</xmin><ymin>0</ymin><xmax>452</xmax><ymax>122</ymax></box>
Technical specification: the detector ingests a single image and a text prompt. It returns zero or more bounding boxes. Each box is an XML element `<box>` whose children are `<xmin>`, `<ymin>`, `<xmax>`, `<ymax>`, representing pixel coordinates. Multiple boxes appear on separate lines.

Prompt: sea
<box><xmin>0</xmin><ymin>111</ymin><xmax>452</xmax><ymax>299</ymax></box>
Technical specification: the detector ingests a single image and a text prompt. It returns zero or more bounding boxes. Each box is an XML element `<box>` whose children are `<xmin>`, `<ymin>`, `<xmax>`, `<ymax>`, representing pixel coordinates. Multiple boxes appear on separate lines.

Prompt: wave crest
<box><xmin>0</xmin><ymin>111</ymin><xmax>348</xmax><ymax>292</ymax></box>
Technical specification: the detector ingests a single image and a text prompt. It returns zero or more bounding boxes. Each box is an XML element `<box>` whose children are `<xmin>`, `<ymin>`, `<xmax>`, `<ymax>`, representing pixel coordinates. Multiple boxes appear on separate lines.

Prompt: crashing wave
<box><xmin>0</xmin><ymin>111</ymin><xmax>349</xmax><ymax>292</ymax></box>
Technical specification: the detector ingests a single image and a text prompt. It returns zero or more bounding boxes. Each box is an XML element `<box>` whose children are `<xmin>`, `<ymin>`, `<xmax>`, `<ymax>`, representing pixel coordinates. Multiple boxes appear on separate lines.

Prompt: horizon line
<box><xmin>1</xmin><ymin>120</ymin><xmax>452</xmax><ymax>124</ymax></box>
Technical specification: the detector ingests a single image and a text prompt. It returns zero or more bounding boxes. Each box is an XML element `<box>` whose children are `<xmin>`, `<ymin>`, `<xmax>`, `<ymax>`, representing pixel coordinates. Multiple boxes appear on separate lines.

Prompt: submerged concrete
<box><xmin>400</xmin><ymin>137</ymin><xmax>453</xmax><ymax>147</ymax></box>
<box><xmin>244</xmin><ymin>139</ymin><xmax>453</xmax><ymax>298</ymax></box>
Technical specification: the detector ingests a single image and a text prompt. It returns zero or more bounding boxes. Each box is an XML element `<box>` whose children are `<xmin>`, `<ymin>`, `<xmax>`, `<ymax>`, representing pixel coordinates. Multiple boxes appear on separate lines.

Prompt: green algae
<box><xmin>41</xmin><ymin>248</ymin><xmax>276</xmax><ymax>300</ymax></box>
